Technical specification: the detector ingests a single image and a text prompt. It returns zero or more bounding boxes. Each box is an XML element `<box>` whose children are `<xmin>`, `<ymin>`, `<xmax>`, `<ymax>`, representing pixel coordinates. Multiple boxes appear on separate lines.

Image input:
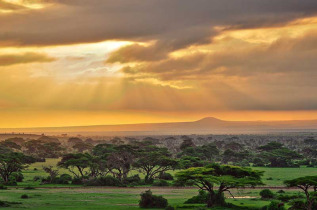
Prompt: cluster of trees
<box><xmin>57</xmin><ymin>142</ymin><xmax>178</xmax><ymax>184</ymax></box>
<box><xmin>0</xmin><ymin>134</ymin><xmax>316</xmax><ymax>209</ymax></box>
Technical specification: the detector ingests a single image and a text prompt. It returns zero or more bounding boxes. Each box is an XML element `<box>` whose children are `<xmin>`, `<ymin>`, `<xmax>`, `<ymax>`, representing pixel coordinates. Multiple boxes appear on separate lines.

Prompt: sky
<box><xmin>0</xmin><ymin>0</ymin><xmax>317</xmax><ymax>128</ymax></box>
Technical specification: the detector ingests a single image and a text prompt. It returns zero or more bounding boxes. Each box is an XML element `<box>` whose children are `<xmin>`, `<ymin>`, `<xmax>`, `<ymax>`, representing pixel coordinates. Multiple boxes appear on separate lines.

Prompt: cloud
<box><xmin>0</xmin><ymin>52</ymin><xmax>55</xmax><ymax>66</ymax></box>
<box><xmin>0</xmin><ymin>0</ymin><xmax>316</xmax><ymax>47</ymax></box>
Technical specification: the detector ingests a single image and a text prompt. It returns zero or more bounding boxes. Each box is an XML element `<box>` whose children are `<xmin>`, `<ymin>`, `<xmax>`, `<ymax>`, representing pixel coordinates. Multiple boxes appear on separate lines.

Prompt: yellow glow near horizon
<box><xmin>1</xmin><ymin>110</ymin><xmax>317</xmax><ymax>128</ymax></box>
<box><xmin>2</xmin><ymin>0</ymin><xmax>47</xmax><ymax>9</ymax></box>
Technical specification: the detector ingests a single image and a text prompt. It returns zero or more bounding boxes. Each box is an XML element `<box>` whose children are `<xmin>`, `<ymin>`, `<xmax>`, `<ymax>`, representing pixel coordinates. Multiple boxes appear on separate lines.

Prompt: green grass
<box><xmin>2</xmin><ymin>158</ymin><xmax>312</xmax><ymax>209</ymax></box>
<box><xmin>0</xmin><ymin>187</ymin><xmax>277</xmax><ymax>210</ymax></box>
<box><xmin>252</xmin><ymin>166</ymin><xmax>317</xmax><ymax>186</ymax></box>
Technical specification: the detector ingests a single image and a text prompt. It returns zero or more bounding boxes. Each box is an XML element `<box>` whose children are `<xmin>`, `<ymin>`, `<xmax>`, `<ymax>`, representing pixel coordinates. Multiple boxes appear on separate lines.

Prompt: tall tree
<box><xmin>284</xmin><ymin>176</ymin><xmax>317</xmax><ymax>210</ymax></box>
<box><xmin>176</xmin><ymin>164</ymin><xmax>263</xmax><ymax>207</ymax></box>
<box><xmin>134</xmin><ymin>145</ymin><xmax>178</xmax><ymax>183</ymax></box>
<box><xmin>0</xmin><ymin>152</ymin><xmax>35</xmax><ymax>184</ymax></box>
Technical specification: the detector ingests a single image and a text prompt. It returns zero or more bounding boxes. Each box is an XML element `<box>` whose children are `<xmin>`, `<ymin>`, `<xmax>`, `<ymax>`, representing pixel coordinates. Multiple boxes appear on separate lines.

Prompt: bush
<box><xmin>184</xmin><ymin>190</ymin><xmax>208</xmax><ymax>204</ymax></box>
<box><xmin>4</xmin><ymin>180</ymin><xmax>17</xmax><ymax>186</ymax></box>
<box><xmin>288</xmin><ymin>199</ymin><xmax>306</xmax><ymax>210</ymax></box>
<box><xmin>153</xmin><ymin>180</ymin><xmax>169</xmax><ymax>187</ymax></box>
<box><xmin>260</xmin><ymin>189</ymin><xmax>275</xmax><ymax>200</ymax></box>
<box><xmin>124</xmin><ymin>175</ymin><xmax>141</xmax><ymax>185</ymax></box>
<box><xmin>24</xmin><ymin>186</ymin><xmax>35</xmax><ymax>190</ymax></box>
<box><xmin>139</xmin><ymin>190</ymin><xmax>168</xmax><ymax>208</ymax></box>
<box><xmin>159</xmin><ymin>173</ymin><xmax>174</xmax><ymax>180</ymax></box>
<box><xmin>265</xmin><ymin>201</ymin><xmax>285</xmax><ymax>210</ymax></box>
<box><xmin>33</xmin><ymin>176</ymin><xmax>43</xmax><ymax>182</ymax></box>
<box><xmin>71</xmin><ymin>177</ymin><xmax>83</xmax><ymax>185</ymax></box>
<box><xmin>0</xmin><ymin>201</ymin><xmax>10</xmax><ymax>207</ymax></box>
<box><xmin>11</xmin><ymin>172</ymin><xmax>24</xmax><ymax>182</ymax></box>
<box><xmin>277</xmin><ymin>190</ymin><xmax>285</xmax><ymax>194</ymax></box>
<box><xmin>0</xmin><ymin>185</ymin><xmax>7</xmax><ymax>190</ymax></box>
<box><xmin>52</xmin><ymin>174</ymin><xmax>72</xmax><ymax>184</ymax></box>
<box><xmin>277</xmin><ymin>193</ymin><xmax>304</xmax><ymax>202</ymax></box>
<box><xmin>21</xmin><ymin>194</ymin><xmax>29</xmax><ymax>199</ymax></box>
<box><xmin>84</xmin><ymin>176</ymin><xmax>122</xmax><ymax>186</ymax></box>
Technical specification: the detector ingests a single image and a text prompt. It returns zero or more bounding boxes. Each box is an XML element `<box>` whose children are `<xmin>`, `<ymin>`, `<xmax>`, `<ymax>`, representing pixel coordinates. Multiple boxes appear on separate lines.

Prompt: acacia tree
<box><xmin>176</xmin><ymin>164</ymin><xmax>263</xmax><ymax>207</ymax></box>
<box><xmin>0</xmin><ymin>152</ymin><xmax>34</xmax><ymax>184</ymax></box>
<box><xmin>284</xmin><ymin>176</ymin><xmax>317</xmax><ymax>210</ymax></box>
<box><xmin>57</xmin><ymin>153</ymin><xmax>94</xmax><ymax>178</ymax></box>
<box><xmin>133</xmin><ymin>145</ymin><xmax>178</xmax><ymax>183</ymax></box>
<box><xmin>43</xmin><ymin>166</ymin><xmax>59</xmax><ymax>183</ymax></box>
<box><xmin>106</xmin><ymin>145</ymin><xmax>135</xmax><ymax>181</ymax></box>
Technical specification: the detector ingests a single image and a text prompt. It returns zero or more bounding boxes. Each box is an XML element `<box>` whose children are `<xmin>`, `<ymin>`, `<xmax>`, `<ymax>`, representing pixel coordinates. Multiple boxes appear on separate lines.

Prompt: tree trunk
<box><xmin>206</xmin><ymin>190</ymin><xmax>226</xmax><ymax>208</ymax></box>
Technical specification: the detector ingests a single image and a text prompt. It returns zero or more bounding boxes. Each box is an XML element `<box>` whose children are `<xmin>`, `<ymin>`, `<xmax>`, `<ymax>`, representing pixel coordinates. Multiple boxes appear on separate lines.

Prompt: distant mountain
<box><xmin>1</xmin><ymin>117</ymin><xmax>317</xmax><ymax>135</ymax></box>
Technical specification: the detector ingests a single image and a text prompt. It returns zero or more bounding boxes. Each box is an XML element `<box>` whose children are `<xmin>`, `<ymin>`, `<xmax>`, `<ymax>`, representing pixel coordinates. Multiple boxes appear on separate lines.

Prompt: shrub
<box><xmin>277</xmin><ymin>190</ymin><xmax>285</xmax><ymax>194</ymax></box>
<box><xmin>277</xmin><ymin>193</ymin><xmax>304</xmax><ymax>202</ymax></box>
<box><xmin>288</xmin><ymin>199</ymin><xmax>306</xmax><ymax>210</ymax></box>
<box><xmin>172</xmin><ymin>179</ymin><xmax>190</xmax><ymax>187</ymax></box>
<box><xmin>52</xmin><ymin>174</ymin><xmax>72</xmax><ymax>184</ymax></box>
<box><xmin>266</xmin><ymin>201</ymin><xmax>285</xmax><ymax>210</ymax></box>
<box><xmin>260</xmin><ymin>189</ymin><xmax>275</xmax><ymax>200</ymax></box>
<box><xmin>159</xmin><ymin>173</ymin><xmax>174</xmax><ymax>180</ymax></box>
<box><xmin>139</xmin><ymin>190</ymin><xmax>168</xmax><ymax>208</ymax></box>
<box><xmin>21</xmin><ymin>194</ymin><xmax>29</xmax><ymax>199</ymax></box>
<box><xmin>153</xmin><ymin>180</ymin><xmax>169</xmax><ymax>187</ymax></box>
<box><xmin>33</xmin><ymin>176</ymin><xmax>43</xmax><ymax>182</ymax></box>
<box><xmin>72</xmin><ymin>177</ymin><xmax>83</xmax><ymax>185</ymax></box>
<box><xmin>0</xmin><ymin>201</ymin><xmax>9</xmax><ymax>207</ymax></box>
<box><xmin>84</xmin><ymin>176</ymin><xmax>122</xmax><ymax>186</ymax></box>
<box><xmin>0</xmin><ymin>185</ymin><xmax>7</xmax><ymax>190</ymax></box>
<box><xmin>11</xmin><ymin>172</ymin><xmax>24</xmax><ymax>182</ymax></box>
<box><xmin>184</xmin><ymin>190</ymin><xmax>208</xmax><ymax>204</ymax></box>
<box><xmin>24</xmin><ymin>186</ymin><xmax>35</xmax><ymax>190</ymax></box>
<box><xmin>60</xmin><ymin>174</ymin><xmax>72</xmax><ymax>182</ymax></box>
<box><xmin>124</xmin><ymin>175</ymin><xmax>141</xmax><ymax>185</ymax></box>
<box><xmin>5</xmin><ymin>180</ymin><xmax>17</xmax><ymax>186</ymax></box>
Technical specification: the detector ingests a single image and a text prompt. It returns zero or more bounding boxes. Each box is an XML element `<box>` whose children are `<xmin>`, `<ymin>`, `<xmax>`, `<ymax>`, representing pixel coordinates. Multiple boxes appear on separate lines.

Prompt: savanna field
<box><xmin>0</xmin><ymin>158</ymin><xmax>316</xmax><ymax>209</ymax></box>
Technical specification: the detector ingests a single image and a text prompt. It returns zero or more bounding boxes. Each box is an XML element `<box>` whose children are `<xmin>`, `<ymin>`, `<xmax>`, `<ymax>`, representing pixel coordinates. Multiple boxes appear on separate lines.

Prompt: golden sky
<box><xmin>0</xmin><ymin>0</ymin><xmax>317</xmax><ymax>128</ymax></box>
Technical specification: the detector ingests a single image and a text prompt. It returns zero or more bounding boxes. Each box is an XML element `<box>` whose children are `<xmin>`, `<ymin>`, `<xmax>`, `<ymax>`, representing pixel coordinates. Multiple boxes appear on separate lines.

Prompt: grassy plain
<box><xmin>0</xmin><ymin>159</ymin><xmax>315</xmax><ymax>209</ymax></box>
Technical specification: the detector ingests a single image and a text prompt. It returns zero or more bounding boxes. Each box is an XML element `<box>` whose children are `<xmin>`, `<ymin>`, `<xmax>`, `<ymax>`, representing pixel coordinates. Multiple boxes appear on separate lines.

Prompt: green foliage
<box><xmin>178</xmin><ymin>156</ymin><xmax>206</xmax><ymax>169</ymax></box>
<box><xmin>0</xmin><ymin>200</ymin><xmax>10</xmax><ymax>207</ymax></box>
<box><xmin>178</xmin><ymin>143</ymin><xmax>219</xmax><ymax>161</ymax></box>
<box><xmin>265</xmin><ymin>201</ymin><xmax>285</xmax><ymax>210</ymax></box>
<box><xmin>159</xmin><ymin>172</ymin><xmax>174</xmax><ymax>180</ymax></box>
<box><xmin>10</xmin><ymin>172</ymin><xmax>24</xmax><ymax>182</ymax></box>
<box><xmin>184</xmin><ymin>190</ymin><xmax>209</xmax><ymax>204</ymax></box>
<box><xmin>258</xmin><ymin>142</ymin><xmax>302</xmax><ymax>167</ymax></box>
<box><xmin>139</xmin><ymin>190</ymin><xmax>168</xmax><ymax>208</ymax></box>
<box><xmin>0</xmin><ymin>184</ymin><xmax>7</xmax><ymax>190</ymax></box>
<box><xmin>71</xmin><ymin>177</ymin><xmax>83</xmax><ymax>185</ymax></box>
<box><xmin>276</xmin><ymin>193</ymin><xmax>304</xmax><ymax>202</ymax></box>
<box><xmin>58</xmin><ymin>153</ymin><xmax>97</xmax><ymax>178</ymax></box>
<box><xmin>84</xmin><ymin>176</ymin><xmax>122</xmax><ymax>186</ymax></box>
<box><xmin>0</xmin><ymin>152</ymin><xmax>34</xmax><ymax>184</ymax></box>
<box><xmin>133</xmin><ymin>145</ymin><xmax>178</xmax><ymax>183</ymax></box>
<box><xmin>288</xmin><ymin>199</ymin><xmax>306</xmax><ymax>210</ymax></box>
<box><xmin>153</xmin><ymin>179</ymin><xmax>169</xmax><ymax>186</ymax></box>
<box><xmin>176</xmin><ymin>163</ymin><xmax>263</xmax><ymax>207</ymax></box>
<box><xmin>260</xmin><ymin>189</ymin><xmax>275</xmax><ymax>200</ymax></box>
<box><xmin>124</xmin><ymin>174</ymin><xmax>141</xmax><ymax>185</ymax></box>
<box><xmin>180</xmin><ymin>138</ymin><xmax>195</xmax><ymax>151</ymax></box>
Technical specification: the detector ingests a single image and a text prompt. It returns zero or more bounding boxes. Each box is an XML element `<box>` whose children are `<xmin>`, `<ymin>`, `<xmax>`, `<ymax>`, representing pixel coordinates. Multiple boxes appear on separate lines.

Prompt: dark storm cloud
<box><xmin>0</xmin><ymin>0</ymin><xmax>316</xmax><ymax>47</ymax></box>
